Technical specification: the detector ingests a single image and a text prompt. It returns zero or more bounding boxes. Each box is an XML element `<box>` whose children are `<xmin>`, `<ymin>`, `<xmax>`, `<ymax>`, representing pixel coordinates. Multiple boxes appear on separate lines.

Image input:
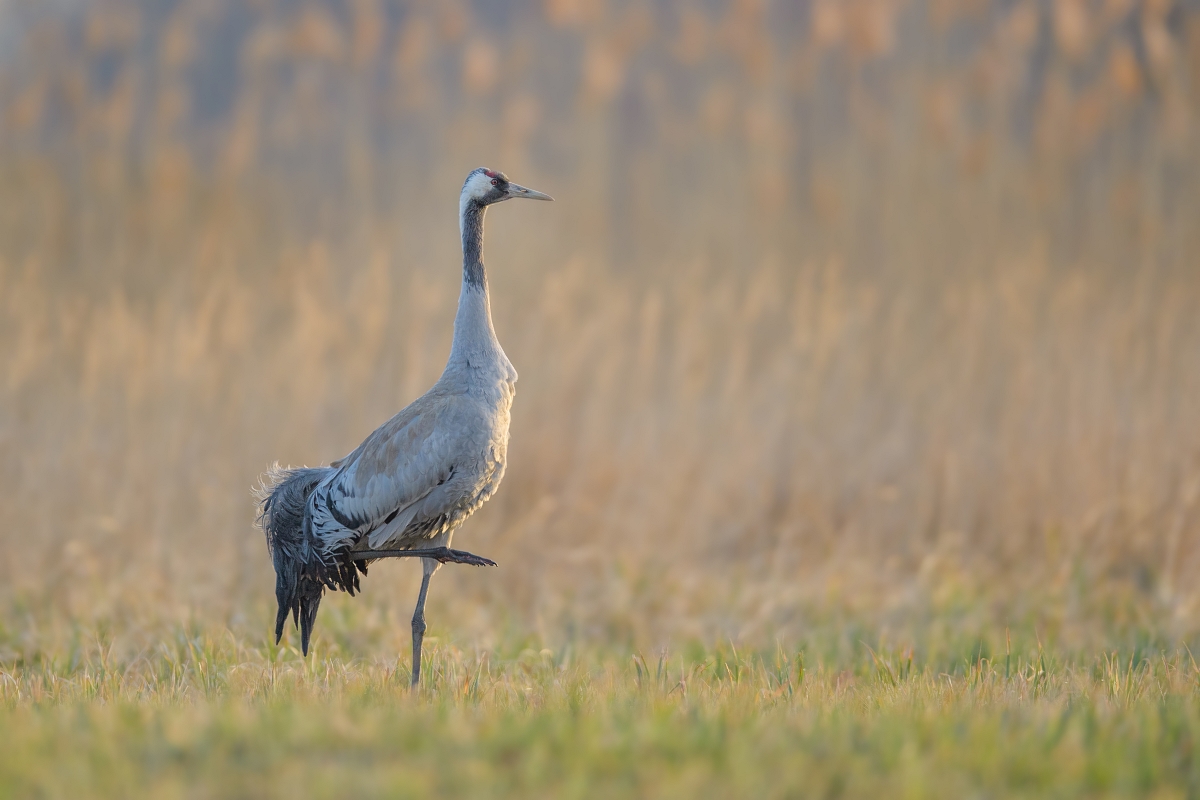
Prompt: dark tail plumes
<box><xmin>256</xmin><ymin>465</ymin><xmax>366</xmax><ymax>655</ymax></box>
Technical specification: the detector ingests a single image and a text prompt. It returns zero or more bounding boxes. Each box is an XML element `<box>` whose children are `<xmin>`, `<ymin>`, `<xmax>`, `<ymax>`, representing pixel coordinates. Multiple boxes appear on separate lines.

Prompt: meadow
<box><xmin>3</xmin><ymin>620</ymin><xmax>1200</xmax><ymax>798</ymax></box>
<box><xmin>1</xmin><ymin>0</ymin><xmax>1199</xmax><ymax>796</ymax></box>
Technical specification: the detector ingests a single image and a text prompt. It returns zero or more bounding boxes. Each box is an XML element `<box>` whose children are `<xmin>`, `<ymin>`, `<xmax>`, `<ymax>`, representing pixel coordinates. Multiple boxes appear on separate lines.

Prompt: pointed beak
<box><xmin>506</xmin><ymin>182</ymin><xmax>553</xmax><ymax>201</ymax></box>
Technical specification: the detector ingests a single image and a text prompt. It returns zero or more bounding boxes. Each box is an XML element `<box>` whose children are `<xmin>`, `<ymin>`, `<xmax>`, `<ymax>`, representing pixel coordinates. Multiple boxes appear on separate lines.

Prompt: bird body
<box><xmin>309</xmin><ymin>296</ymin><xmax>517</xmax><ymax>557</ymax></box>
<box><xmin>258</xmin><ymin>168</ymin><xmax>551</xmax><ymax>682</ymax></box>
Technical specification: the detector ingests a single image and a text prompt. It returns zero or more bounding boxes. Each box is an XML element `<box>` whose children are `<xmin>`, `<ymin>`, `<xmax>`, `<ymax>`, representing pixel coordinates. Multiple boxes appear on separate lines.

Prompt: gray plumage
<box><xmin>257</xmin><ymin>168</ymin><xmax>552</xmax><ymax>681</ymax></box>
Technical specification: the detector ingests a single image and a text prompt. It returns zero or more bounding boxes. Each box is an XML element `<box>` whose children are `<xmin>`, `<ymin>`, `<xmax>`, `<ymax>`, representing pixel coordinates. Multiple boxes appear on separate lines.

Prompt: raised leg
<box><xmin>410</xmin><ymin>570</ymin><xmax>432</xmax><ymax>687</ymax></box>
<box><xmin>353</xmin><ymin>547</ymin><xmax>496</xmax><ymax>567</ymax></box>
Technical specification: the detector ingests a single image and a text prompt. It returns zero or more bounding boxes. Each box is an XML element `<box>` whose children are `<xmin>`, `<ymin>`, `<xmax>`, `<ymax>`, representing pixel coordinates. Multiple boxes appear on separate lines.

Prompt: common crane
<box><xmin>258</xmin><ymin>168</ymin><xmax>552</xmax><ymax>685</ymax></box>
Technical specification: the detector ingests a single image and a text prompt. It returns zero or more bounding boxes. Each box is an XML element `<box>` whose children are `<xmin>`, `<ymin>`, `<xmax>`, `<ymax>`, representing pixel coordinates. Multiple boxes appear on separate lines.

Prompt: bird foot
<box><xmin>352</xmin><ymin>546</ymin><xmax>497</xmax><ymax>567</ymax></box>
<box><xmin>428</xmin><ymin>547</ymin><xmax>498</xmax><ymax>567</ymax></box>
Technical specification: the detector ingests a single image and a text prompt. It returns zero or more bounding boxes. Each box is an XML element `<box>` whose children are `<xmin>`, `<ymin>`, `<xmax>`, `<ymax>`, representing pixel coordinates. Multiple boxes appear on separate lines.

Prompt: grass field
<box><xmin>3</xmin><ymin>613</ymin><xmax>1200</xmax><ymax>798</ymax></box>
<box><xmin>2</xmin><ymin>1</ymin><xmax>1200</xmax><ymax>796</ymax></box>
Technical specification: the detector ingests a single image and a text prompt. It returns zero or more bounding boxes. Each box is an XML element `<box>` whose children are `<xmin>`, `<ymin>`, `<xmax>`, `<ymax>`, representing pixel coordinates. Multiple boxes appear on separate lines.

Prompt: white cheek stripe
<box><xmin>459</xmin><ymin>172</ymin><xmax>494</xmax><ymax>235</ymax></box>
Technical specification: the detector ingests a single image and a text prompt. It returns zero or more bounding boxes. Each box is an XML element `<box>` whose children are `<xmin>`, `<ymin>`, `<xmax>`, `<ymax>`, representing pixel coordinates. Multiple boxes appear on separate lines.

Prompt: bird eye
<box><xmin>490</xmin><ymin>179</ymin><xmax>499</xmax><ymax>186</ymax></box>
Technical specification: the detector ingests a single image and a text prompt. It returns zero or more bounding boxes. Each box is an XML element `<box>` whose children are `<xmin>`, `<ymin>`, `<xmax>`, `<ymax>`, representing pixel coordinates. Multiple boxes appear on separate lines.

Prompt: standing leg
<box><xmin>409</xmin><ymin>531</ymin><xmax>452</xmax><ymax>687</ymax></box>
<box><xmin>410</xmin><ymin>570</ymin><xmax>432</xmax><ymax>686</ymax></box>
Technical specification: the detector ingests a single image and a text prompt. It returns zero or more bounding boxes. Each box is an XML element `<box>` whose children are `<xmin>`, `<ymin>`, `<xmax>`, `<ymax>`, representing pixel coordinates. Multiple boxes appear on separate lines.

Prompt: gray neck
<box><xmin>460</xmin><ymin>199</ymin><xmax>487</xmax><ymax>289</ymax></box>
<box><xmin>444</xmin><ymin>197</ymin><xmax>511</xmax><ymax>381</ymax></box>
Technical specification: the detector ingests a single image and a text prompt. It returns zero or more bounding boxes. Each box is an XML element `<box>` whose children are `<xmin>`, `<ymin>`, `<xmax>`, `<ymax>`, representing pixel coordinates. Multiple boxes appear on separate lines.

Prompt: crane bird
<box><xmin>257</xmin><ymin>168</ymin><xmax>552</xmax><ymax>685</ymax></box>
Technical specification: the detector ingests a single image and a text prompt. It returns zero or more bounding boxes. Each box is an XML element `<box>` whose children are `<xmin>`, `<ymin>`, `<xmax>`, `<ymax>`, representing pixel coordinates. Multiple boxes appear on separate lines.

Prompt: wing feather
<box><xmin>311</xmin><ymin>391</ymin><xmax>482</xmax><ymax>552</ymax></box>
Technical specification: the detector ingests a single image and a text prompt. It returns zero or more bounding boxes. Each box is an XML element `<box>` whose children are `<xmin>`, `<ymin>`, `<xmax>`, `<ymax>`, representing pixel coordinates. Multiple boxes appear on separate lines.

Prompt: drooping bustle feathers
<box><xmin>256</xmin><ymin>464</ymin><xmax>366</xmax><ymax>655</ymax></box>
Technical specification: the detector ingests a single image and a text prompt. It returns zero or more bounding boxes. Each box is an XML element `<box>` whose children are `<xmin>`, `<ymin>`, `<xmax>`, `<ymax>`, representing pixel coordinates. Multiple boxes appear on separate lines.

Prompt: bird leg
<box><xmin>351</xmin><ymin>547</ymin><xmax>497</xmax><ymax>567</ymax></box>
<box><xmin>349</xmin><ymin>547</ymin><xmax>494</xmax><ymax>686</ymax></box>
<box><xmin>410</xmin><ymin>571</ymin><xmax>431</xmax><ymax>687</ymax></box>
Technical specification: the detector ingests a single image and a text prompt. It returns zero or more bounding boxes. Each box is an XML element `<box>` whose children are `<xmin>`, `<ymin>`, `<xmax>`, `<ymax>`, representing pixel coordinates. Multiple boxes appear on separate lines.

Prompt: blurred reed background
<box><xmin>0</xmin><ymin>0</ymin><xmax>1198</xmax><ymax>654</ymax></box>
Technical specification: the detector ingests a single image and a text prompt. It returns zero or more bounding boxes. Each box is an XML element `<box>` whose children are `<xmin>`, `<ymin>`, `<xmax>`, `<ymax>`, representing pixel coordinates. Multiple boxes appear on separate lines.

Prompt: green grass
<box><xmin>1</xmin><ymin>619</ymin><xmax>1198</xmax><ymax>799</ymax></box>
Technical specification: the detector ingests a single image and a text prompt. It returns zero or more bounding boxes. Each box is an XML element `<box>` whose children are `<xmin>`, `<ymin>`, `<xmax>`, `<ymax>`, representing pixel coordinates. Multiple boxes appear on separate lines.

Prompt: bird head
<box><xmin>461</xmin><ymin>168</ymin><xmax>553</xmax><ymax>206</ymax></box>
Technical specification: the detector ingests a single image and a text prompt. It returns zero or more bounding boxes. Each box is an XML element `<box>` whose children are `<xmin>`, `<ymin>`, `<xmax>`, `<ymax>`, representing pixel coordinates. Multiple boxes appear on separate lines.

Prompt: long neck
<box><xmin>460</xmin><ymin>198</ymin><xmax>487</xmax><ymax>289</ymax></box>
<box><xmin>445</xmin><ymin>198</ymin><xmax>503</xmax><ymax>372</ymax></box>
